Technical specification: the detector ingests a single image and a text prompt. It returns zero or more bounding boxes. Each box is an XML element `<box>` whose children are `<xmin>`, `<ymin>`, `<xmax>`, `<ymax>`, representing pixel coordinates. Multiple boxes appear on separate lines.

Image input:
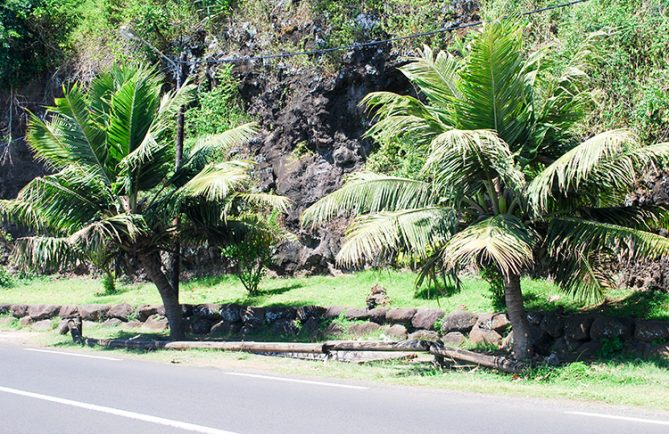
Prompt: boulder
<box><xmin>192</xmin><ymin>304</ymin><xmax>222</xmax><ymax>322</ymax></box>
<box><xmin>102</xmin><ymin>318</ymin><xmax>122</xmax><ymax>327</ymax></box>
<box><xmin>408</xmin><ymin>330</ymin><xmax>440</xmax><ymax>342</ymax></box>
<box><xmin>590</xmin><ymin>316</ymin><xmax>631</xmax><ymax>341</ymax></box>
<box><xmin>325</xmin><ymin>322</ymin><xmax>345</xmax><ymax>337</ymax></box>
<box><xmin>135</xmin><ymin>305</ymin><xmax>164</xmax><ymax>322</ymax></box>
<box><xmin>0</xmin><ymin>304</ymin><xmax>10</xmax><ymax>315</ymax></box>
<box><xmin>10</xmin><ymin>304</ymin><xmax>28</xmax><ymax>318</ymax></box>
<box><xmin>270</xmin><ymin>319</ymin><xmax>299</xmax><ymax>336</ymax></box>
<box><xmin>220</xmin><ymin>304</ymin><xmax>243</xmax><ymax>323</ymax></box>
<box><xmin>550</xmin><ymin>335</ymin><xmax>582</xmax><ymax>355</ymax></box>
<box><xmin>383</xmin><ymin>324</ymin><xmax>408</xmax><ymax>340</ymax></box>
<box><xmin>540</xmin><ymin>313</ymin><xmax>564</xmax><ymax>338</ymax></box>
<box><xmin>107</xmin><ymin>303</ymin><xmax>133</xmax><ymax>322</ymax></box>
<box><xmin>564</xmin><ymin>315</ymin><xmax>594</xmax><ymax>341</ymax></box>
<box><xmin>78</xmin><ymin>304</ymin><xmax>110</xmax><ymax>321</ymax></box>
<box><xmin>441</xmin><ymin>310</ymin><xmax>478</xmax><ymax>333</ymax></box>
<box><xmin>57</xmin><ymin>319</ymin><xmax>71</xmax><ymax>335</ymax></box>
<box><xmin>296</xmin><ymin>305</ymin><xmax>326</xmax><ymax>321</ymax></box>
<box><xmin>59</xmin><ymin>305</ymin><xmax>79</xmax><ymax>318</ymax></box>
<box><xmin>574</xmin><ymin>340</ymin><xmax>603</xmax><ymax>360</ymax></box>
<box><xmin>123</xmin><ymin>320</ymin><xmax>143</xmax><ymax>329</ymax></box>
<box><xmin>634</xmin><ymin>320</ymin><xmax>669</xmax><ymax>342</ymax></box>
<box><xmin>344</xmin><ymin>308</ymin><xmax>370</xmax><ymax>321</ymax></box>
<box><xmin>144</xmin><ymin>315</ymin><xmax>169</xmax><ymax>331</ymax></box>
<box><xmin>265</xmin><ymin>307</ymin><xmax>296</xmax><ymax>323</ymax></box>
<box><xmin>210</xmin><ymin>321</ymin><xmax>241</xmax><ymax>337</ymax></box>
<box><xmin>19</xmin><ymin>316</ymin><xmax>32</xmax><ymax>327</ymax></box>
<box><xmin>412</xmin><ymin>309</ymin><xmax>445</xmax><ymax>330</ymax></box>
<box><xmin>190</xmin><ymin>318</ymin><xmax>214</xmax><ymax>335</ymax></box>
<box><xmin>301</xmin><ymin>318</ymin><xmax>322</xmax><ymax>340</ymax></box>
<box><xmin>526</xmin><ymin>311</ymin><xmax>544</xmax><ymax>326</ymax></box>
<box><xmin>367</xmin><ymin>307</ymin><xmax>387</xmax><ymax>324</ymax></box>
<box><xmin>385</xmin><ymin>308</ymin><xmax>417</xmax><ymax>325</ymax></box>
<box><xmin>469</xmin><ymin>327</ymin><xmax>502</xmax><ymax>346</ymax></box>
<box><xmin>348</xmin><ymin>322</ymin><xmax>380</xmax><ymax>337</ymax></box>
<box><xmin>28</xmin><ymin>304</ymin><xmax>60</xmax><ymax>321</ymax></box>
<box><xmin>32</xmin><ymin>319</ymin><xmax>54</xmax><ymax>331</ymax></box>
<box><xmin>475</xmin><ymin>313</ymin><xmax>510</xmax><ymax>334</ymax></box>
<box><xmin>324</xmin><ymin>306</ymin><xmax>346</xmax><ymax>319</ymax></box>
<box><xmin>441</xmin><ymin>331</ymin><xmax>466</xmax><ymax>347</ymax></box>
<box><xmin>241</xmin><ymin>307</ymin><xmax>265</xmax><ymax>326</ymax></box>
<box><xmin>366</xmin><ymin>284</ymin><xmax>391</xmax><ymax>309</ymax></box>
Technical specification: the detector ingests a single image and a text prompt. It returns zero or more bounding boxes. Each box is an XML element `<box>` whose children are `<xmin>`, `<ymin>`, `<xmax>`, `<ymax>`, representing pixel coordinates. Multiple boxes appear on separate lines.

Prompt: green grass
<box><xmin>1</xmin><ymin>270</ymin><xmax>668</xmax><ymax>319</ymax></box>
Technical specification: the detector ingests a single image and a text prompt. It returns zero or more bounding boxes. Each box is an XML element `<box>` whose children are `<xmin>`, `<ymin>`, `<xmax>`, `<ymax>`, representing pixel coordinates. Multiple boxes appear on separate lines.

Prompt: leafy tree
<box><xmin>221</xmin><ymin>212</ymin><xmax>291</xmax><ymax>296</ymax></box>
<box><xmin>0</xmin><ymin>65</ymin><xmax>288</xmax><ymax>339</ymax></box>
<box><xmin>302</xmin><ymin>21</ymin><xmax>669</xmax><ymax>360</ymax></box>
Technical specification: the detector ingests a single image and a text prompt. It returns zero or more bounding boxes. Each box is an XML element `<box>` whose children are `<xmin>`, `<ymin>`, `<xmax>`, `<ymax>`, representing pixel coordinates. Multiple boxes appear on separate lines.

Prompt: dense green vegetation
<box><xmin>303</xmin><ymin>20</ymin><xmax>669</xmax><ymax>359</ymax></box>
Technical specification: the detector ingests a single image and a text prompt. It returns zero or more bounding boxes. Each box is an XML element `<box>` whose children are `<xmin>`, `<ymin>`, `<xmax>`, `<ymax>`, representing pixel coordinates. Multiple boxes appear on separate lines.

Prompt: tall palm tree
<box><xmin>0</xmin><ymin>65</ymin><xmax>288</xmax><ymax>340</ymax></box>
<box><xmin>302</xmin><ymin>21</ymin><xmax>669</xmax><ymax>360</ymax></box>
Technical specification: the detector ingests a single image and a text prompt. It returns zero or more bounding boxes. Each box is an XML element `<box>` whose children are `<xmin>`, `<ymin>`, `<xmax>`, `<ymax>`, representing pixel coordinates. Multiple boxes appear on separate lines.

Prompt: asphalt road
<box><xmin>0</xmin><ymin>343</ymin><xmax>668</xmax><ymax>434</ymax></box>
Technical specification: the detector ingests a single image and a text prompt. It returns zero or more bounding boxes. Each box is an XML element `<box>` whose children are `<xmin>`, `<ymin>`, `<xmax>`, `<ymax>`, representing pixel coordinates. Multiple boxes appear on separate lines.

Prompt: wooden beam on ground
<box><xmin>323</xmin><ymin>340</ymin><xmax>431</xmax><ymax>352</ymax></box>
<box><xmin>429</xmin><ymin>343</ymin><xmax>525</xmax><ymax>374</ymax></box>
<box><xmin>164</xmin><ymin>341</ymin><xmax>325</xmax><ymax>354</ymax></box>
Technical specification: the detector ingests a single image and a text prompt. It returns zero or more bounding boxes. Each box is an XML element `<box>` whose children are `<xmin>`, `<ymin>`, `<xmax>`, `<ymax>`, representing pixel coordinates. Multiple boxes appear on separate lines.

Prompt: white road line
<box><xmin>25</xmin><ymin>348</ymin><xmax>122</xmax><ymax>361</ymax></box>
<box><xmin>0</xmin><ymin>385</ymin><xmax>238</xmax><ymax>434</ymax></box>
<box><xmin>565</xmin><ymin>411</ymin><xmax>669</xmax><ymax>426</ymax></box>
<box><xmin>224</xmin><ymin>372</ymin><xmax>368</xmax><ymax>390</ymax></box>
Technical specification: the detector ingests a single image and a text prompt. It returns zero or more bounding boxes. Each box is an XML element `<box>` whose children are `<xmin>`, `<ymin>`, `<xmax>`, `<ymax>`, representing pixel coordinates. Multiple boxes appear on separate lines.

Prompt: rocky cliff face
<box><xmin>236</xmin><ymin>48</ymin><xmax>408</xmax><ymax>273</ymax></box>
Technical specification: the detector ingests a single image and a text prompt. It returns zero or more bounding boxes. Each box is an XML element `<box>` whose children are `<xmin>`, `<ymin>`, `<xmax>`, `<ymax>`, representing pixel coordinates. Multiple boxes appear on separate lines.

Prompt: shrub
<box><xmin>0</xmin><ymin>266</ymin><xmax>12</xmax><ymax>288</ymax></box>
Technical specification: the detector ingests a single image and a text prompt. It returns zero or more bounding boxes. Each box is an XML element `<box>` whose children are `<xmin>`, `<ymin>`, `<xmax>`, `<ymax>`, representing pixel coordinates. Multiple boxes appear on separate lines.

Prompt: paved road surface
<box><xmin>0</xmin><ymin>342</ymin><xmax>667</xmax><ymax>434</ymax></box>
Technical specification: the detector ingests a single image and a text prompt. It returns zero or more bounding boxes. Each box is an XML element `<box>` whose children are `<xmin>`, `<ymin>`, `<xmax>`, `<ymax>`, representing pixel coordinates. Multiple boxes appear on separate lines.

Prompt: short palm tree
<box><xmin>1</xmin><ymin>65</ymin><xmax>288</xmax><ymax>340</ymax></box>
<box><xmin>302</xmin><ymin>21</ymin><xmax>669</xmax><ymax>360</ymax></box>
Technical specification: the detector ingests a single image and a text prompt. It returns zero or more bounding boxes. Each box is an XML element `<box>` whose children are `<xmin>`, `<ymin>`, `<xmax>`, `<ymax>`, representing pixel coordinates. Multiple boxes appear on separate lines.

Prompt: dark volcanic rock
<box><xmin>59</xmin><ymin>305</ymin><xmax>79</xmax><ymax>318</ymax></box>
<box><xmin>348</xmin><ymin>321</ymin><xmax>380</xmax><ymax>337</ymax></box>
<box><xmin>469</xmin><ymin>327</ymin><xmax>502</xmax><ymax>346</ymax></box>
<box><xmin>589</xmin><ymin>316</ymin><xmax>631</xmax><ymax>341</ymax></box>
<box><xmin>78</xmin><ymin>305</ymin><xmax>110</xmax><ymax>321</ymax></box>
<box><xmin>408</xmin><ymin>330</ymin><xmax>440</xmax><ymax>342</ymax></box>
<box><xmin>107</xmin><ymin>303</ymin><xmax>133</xmax><ymax>322</ymax></box>
<box><xmin>635</xmin><ymin>320</ymin><xmax>669</xmax><ymax>342</ymax></box>
<box><xmin>192</xmin><ymin>304</ymin><xmax>222</xmax><ymax>322</ymax></box>
<box><xmin>296</xmin><ymin>305</ymin><xmax>326</xmax><ymax>321</ymax></box>
<box><xmin>385</xmin><ymin>308</ymin><xmax>416</xmax><ymax>325</ymax></box>
<box><xmin>10</xmin><ymin>304</ymin><xmax>28</xmax><ymax>318</ymax></box>
<box><xmin>135</xmin><ymin>305</ymin><xmax>165</xmax><ymax>322</ymax></box>
<box><xmin>412</xmin><ymin>309</ymin><xmax>445</xmax><ymax>330</ymax></box>
<box><xmin>441</xmin><ymin>311</ymin><xmax>478</xmax><ymax>333</ymax></box>
<box><xmin>220</xmin><ymin>304</ymin><xmax>243</xmax><ymax>323</ymax></box>
<box><xmin>564</xmin><ymin>315</ymin><xmax>594</xmax><ymax>341</ymax></box>
<box><xmin>265</xmin><ymin>307</ymin><xmax>296</xmax><ymax>323</ymax></box>
<box><xmin>441</xmin><ymin>331</ymin><xmax>466</xmax><ymax>347</ymax></box>
<box><xmin>344</xmin><ymin>308</ymin><xmax>370</xmax><ymax>321</ymax></box>
<box><xmin>27</xmin><ymin>304</ymin><xmax>60</xmax><ymax>321</ymax></box>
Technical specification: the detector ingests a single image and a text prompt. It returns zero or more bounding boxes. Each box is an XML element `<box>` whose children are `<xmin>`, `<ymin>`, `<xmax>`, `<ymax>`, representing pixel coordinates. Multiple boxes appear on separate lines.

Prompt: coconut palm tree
<box><xmin>302</xmin><ymin>21</ymin><xmax>669</xmax><ymax>360</ymax></box>
<box><xmin>0</xmin><ymin>65</ymin><xmax>288</xmax><ymax>340</ymax></box>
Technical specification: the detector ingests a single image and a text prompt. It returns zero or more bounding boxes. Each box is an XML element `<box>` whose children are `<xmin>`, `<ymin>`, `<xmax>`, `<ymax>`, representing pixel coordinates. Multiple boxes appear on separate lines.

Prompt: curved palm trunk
<box><xmin>504</xmin><ymin>273</ymin><xmax>533</xmax><ymax>360</ymax></box>
<box><xmin>139</xmin><ymin>252</ymin><xmax>186</xmax><ymax>340</ymax></box>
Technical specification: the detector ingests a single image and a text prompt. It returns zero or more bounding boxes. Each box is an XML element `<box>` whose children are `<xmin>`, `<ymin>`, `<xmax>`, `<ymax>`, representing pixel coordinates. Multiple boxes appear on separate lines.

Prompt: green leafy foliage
<box><xmin>0</xmin><ymin>0</ymin><xmax>82</xmax><ymax>87</ymax></box>
<box><xmin>186</xmin><ymin>66</ymin><xmax>249</xmax><ymax>138</ymax></box>
<box><xmin>0</xmin><ymin>266</ymin><xmax>12</xmax><ymax>288</ymax></box>
<box><xmin>220</xmin><ymin>213</ymin><xmax>290</xmax><ymax>296</ymax></box>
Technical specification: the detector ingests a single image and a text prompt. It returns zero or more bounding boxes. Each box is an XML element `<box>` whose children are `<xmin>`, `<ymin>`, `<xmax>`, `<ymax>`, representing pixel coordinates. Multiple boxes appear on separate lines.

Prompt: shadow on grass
<box><xmin>588</xmin><ymin>291</ymin><xmax>669</xmax><ymax>321</ymax></box>
<box><xmin>227</xmin><ymin>283</ymin><xmax>306</xmax><ymax>306</ymax></box>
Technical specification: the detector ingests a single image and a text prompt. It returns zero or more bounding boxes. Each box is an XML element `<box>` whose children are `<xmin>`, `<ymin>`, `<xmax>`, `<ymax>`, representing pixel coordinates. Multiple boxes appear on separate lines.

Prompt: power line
<box><xmin>204</xmin><ymin>0</ymin><xmax>590</xmax><ymax>65</ymax></box>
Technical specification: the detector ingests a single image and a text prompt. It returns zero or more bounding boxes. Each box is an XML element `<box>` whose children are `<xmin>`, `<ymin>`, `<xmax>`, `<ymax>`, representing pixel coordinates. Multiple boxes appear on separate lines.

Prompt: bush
<box><xmin>0</xmin><ymin>266</ymin><xmax>13</xmax><ymax>288</ymax></box>
<box><xmin>221</xmin><ymin>213</ymin><xmax>287</xmax><ymax>296</ymax></box>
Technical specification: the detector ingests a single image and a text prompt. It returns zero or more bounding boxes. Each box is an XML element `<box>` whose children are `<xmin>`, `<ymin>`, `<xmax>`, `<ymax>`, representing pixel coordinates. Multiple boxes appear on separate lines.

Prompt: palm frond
<box><xmin>336</xmin><ymin>207</ymin><xmax>456</xmax><ymax>267</ymax></box>
<box><xmin>528</xmin><ymin>129</ymin><xmax>640</xmax><ymax>212</ymax></box>
<box><xmin>424</xmin><ymin>129</ymin><xmax>525</xmax><ymax>199</ymax></box>
<box><xmin>14</xmin><ymin>236</ymin><xmax>81</xmax><ymax>272</ymax></box>
<box><xmin>231</xmin><ymin>192</ymin><xmax>291</xmax><ymax>213</ymax></box>
<box><xmin>455</xmin><ymin>20</ymin><xmax>532</xmax><ymax>147</ymax></box>
<box><xmin>301</xmin><ymin>172</ymin><xmax>433</xmax><ymax>227</ymax></box>
<box><xmin>180</xmin><ymin>161</ymin><xmax>252</xmax><ymax>201</ymax></box>
<box><xmin>547</xmin><ymin>217</ymin><xmax>669</xmax><ymax>261</ymax></box>
<box><xmin>398</xmin><ymin>46</ymin><xmax>461</xmax><ymax>106</ymax></box>
<box><xmin>441</xmin><ymin>215</ymin><xmax>535</xmax><ymax>276</ymax></box>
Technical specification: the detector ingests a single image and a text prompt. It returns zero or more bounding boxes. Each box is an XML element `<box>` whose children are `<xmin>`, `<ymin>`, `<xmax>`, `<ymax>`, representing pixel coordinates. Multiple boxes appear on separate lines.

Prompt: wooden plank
<box><xmin>429</xmin><ymin>344</ymin><xmax>525</xmax><ymax>374</ymax></box>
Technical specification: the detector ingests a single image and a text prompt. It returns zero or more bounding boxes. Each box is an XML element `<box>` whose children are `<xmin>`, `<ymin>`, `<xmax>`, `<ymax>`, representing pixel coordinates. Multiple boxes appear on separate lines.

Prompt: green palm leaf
<box><xmin>398</xmin><ymin>46</ymin><xmax>461</xmax><ymax>106</ymax></box>
<box><xmin>301</xmin><ymin>172</ymin><xmax>433</xmax><ymax>227</ymax></box>
<box><xmin>336</xmin><ymin>207</ymin><xmax>456</xmax><ymax>267</ymax></box>
<box><xmin>441</xmin><ymin>215</ymin><xmax>535</xmax><ymax>276</ymax></box>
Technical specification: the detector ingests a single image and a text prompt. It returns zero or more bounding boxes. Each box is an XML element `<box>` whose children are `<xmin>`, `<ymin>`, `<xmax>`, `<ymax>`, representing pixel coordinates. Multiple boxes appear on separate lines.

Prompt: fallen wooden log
<box><xmin>83</xmin><ymin>338</ymin><xmax>166</xmax><ymax>350</ymax></box>
<box><xmin>323</xmin><ymin>340</ymin><xmax>430</xmax><ymax>352</ymax></box>
<box><xmin>164</xmin><ymin>341</ymin><xmax>325</xmax><ymax>354</ymax></box>
<box><xmin>429</xmin><ymin>343</ymin><xmax>525</xmax><ymax>374</ymax></box>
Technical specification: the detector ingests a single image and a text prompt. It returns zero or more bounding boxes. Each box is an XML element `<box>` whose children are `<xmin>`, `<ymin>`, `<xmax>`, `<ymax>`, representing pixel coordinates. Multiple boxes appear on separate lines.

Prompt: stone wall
<box><xmin>2</xmin><ymin>303</ymin><xmax>668</xmax><ymax>363</ymax></box>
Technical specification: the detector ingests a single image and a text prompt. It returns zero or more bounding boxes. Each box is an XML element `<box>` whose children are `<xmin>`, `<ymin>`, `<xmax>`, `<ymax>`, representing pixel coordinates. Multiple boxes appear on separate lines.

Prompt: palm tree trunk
<box><xmin>139</xmin><ymin>251</ymin><xmax>186</xmax><ymax>340</ymax></box>
<box><xmin>504</xmin><ymin>273</ymin><xmax>533</xmax><ymax>360</ymax></box>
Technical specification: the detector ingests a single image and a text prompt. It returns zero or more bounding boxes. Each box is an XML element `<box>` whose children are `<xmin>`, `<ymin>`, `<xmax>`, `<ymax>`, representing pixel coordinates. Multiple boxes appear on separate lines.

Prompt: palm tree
<box><xmin>302</xmin><ymin>21</ymin><xmax>669</xmax><ymax>360</ymax></box>
<box><xmin>0</xmin><ymin>65</ymin><xmax>288</xmax><ymax>340</ymax></box>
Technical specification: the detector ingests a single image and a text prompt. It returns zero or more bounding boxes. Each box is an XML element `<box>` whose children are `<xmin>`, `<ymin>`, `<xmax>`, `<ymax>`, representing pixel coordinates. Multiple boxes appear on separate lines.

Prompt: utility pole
<box><xmin>171</xmin><ymin>51</ymin><xmax>189</xmax><ymax>294</ymax></box>
<box><xmin>119</xmin><ymin>26</ymin><xmax>188</xmax><ymax>294</ymax></box>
